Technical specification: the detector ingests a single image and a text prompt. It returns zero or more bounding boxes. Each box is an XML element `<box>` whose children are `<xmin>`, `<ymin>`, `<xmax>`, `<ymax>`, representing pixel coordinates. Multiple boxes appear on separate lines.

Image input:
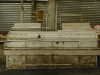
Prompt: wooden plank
<box><xmin>52</xmin><ymin>42</ymin><xmax>79</xmax><ymax>47</ymax></box>
<box><xmin>7</xmin><ymin>38</ymin><xmax>98</xmax><ymax>42</ymax></box>
<box><xmin>59</xmin><ymin>29</ymin><xmax>95</xmax><ymax>32</ymax></box>
<box><xmin>12</xmin><ymin>26</ymin><xmax>41</xmax><ymax>28</ymax></box>
<box><xmin>13</xmin><ymin>23</ymin><xmax>41</xmax><ymax>31</ymax></box>
<box><xmin>4</xmin><ymin>50</ymin><xmax>100</xmax><ymax>55</ymax></box>
<box><xmin>62</xmin><ymin>28</ymin><xmax>92</xmax><ymax>30</ymax></box>
<box><xmin>62</xmin><ymin>24</ymin><xmax>90</xmax><ymax>26</ymax></box>
<box><xmin>80</xmin><ymin>41</ymin><xmax>97</xmax><ymax>47</ymax></box>
<box><xmin>60</xmin><ymin>13</ymin><xmax>82</xmax><ymax>16</ymax></box>
<box><xmin>4</xmin><ymin>41</ymin><xmax>97</xmax><ymax>48</ymax></box>
<box><xmin>10</xmin><ymin>32</ymin><xmax>96</xmax><ymax>35</ymax></box>
<box><xmin>8</xmin><ymin>31</ymin><xmax>97</xmax><ymax>37</ymax></box>
<box><xmin>4</xmin><ymin>42</ymin><xmax>52</xmax><ymax>48</ymax></box>
<box><xmin>4</xmin><ymin>47</ymin><xmax>100</xmax><ymax>50</ymax></box>
<box><xmin>26</xmin><ymin>42</ymin><xmax>51</xmax><ymax>47</ymax></box>
<box><xmin>62</xmin><ymin>23</ymin><xmax>90</xmax><ymax>26</ymax></box>
<box><xmin>5</xmin><ymin>42</ymin><xmax>78</xmax><ymax>48</ymax></box>
<box><xmin>8</xmin><ymin>35</ymin><xmax>97</xmax><ymax>39</ymax></box>
<box><xmin>58</xmin><ymin>29</ymin><xmax>95</xmax><ymax>33</ymax></box>
<box><xmin>62</xmin><ymin>26</ymin><xmax>90</xmax><ymax>28</ymax></box>
<box><xmin>10</xmin><ymin>30</ymin><xmax>95</xmax><ymax>34</ymax></box>
<box><xmin>5</xmin><ymin>42</ymin><xmax>25</xmax><ymax>48</ymax></box>
<box><xmin>11</xmin><ymin>28</ymin><xmax>41</xmax><ymax>31</ymax></box>
<box><xmin>7</xmin><ymin>38</ymin><xmax>39</xmax><ymax>42</ymax></box>
<box><xmin>14</xmin><ymin>23</ymin><xmax>41</xmax><ymax>26</ymax></box>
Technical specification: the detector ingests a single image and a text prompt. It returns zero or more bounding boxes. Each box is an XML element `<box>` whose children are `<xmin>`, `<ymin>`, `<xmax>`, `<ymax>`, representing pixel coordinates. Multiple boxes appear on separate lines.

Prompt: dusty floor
<box><xmin>0</xmin><ymin>66</ymin><xmax>100</xmax><ymax>75</ymax></box>
<box><xmin>0</xmin><ymin>64</ymin><xmax>5</xmax><ymax>72</ymax></box>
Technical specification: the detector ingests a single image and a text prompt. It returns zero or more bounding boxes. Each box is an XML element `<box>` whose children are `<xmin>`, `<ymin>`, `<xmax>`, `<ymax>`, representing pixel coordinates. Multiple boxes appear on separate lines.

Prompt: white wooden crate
<box><xmin>4</xmin><ymin>22</ymin><xmax>99</xmax><ymax>69</ymax></box>
<box><xmin>11</xmin><ymin>23</ymin><xmax>41</xmax><ymax>31</ymax></box>
<box><xmin>62</xmin><ymin>23</ymin><xmax>91</xmax><ymax>30</ymax></box>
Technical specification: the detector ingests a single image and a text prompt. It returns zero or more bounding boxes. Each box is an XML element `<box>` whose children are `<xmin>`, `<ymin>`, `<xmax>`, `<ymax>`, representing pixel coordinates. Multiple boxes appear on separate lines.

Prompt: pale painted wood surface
<box><xmin>5</xmin><ymin>23</ymin><xmax>98</xmax><ymax>48</ymax></box>
<box><xmin>4</xmin><ymin>23</ymin><xmax>99</xmax><ymax>55</ymax></box>
<box><xmin>4</xmin><ymin>50</ymin><xmax>100</xmax><ymax>55</ymax></box>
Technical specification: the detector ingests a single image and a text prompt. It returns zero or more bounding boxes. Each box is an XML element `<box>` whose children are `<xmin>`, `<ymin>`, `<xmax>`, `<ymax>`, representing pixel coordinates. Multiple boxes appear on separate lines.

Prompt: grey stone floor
<box><xmin>0</xmin><ymin>67</ymin><xmax>100</xmax><ymax>75</ymax></box>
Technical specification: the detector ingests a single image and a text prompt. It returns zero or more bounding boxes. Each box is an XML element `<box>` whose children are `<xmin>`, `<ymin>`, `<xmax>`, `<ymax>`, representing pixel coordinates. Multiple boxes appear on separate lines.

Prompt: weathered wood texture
<box><xmin>4</xmin><ymin>41</ymin><xmax>97</xmax><ymax>48</ymax></box>
<box><xmin>4</xmin><ymin>22</ymin><xmax>99</xmax><ymax>68</ymax></box>
<box><xmin>6</xmin><ymin>23</ymin><xmax>98</xmax><ymax>48</ymax></box>
<box><xmin>6</xmin><ymin>55</ymin><xmax>97</xmax><ymax>69</ymax></box>
<box><xmin>11</xmin><ymin>23</ymin><xmax>41</xmax><ymax>31</ymax></box>
<box><xmin>4</xmin><ymin>50</ymin><xmax>100</xmax><ymax>56</ymax></box>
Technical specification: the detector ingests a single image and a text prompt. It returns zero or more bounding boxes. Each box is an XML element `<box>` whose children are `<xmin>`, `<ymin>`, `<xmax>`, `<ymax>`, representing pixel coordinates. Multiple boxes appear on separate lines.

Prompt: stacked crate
<box><xmin>4</xmin><ymin>23</ymin><xmax>99</xmax><ymax>69</ymax></box>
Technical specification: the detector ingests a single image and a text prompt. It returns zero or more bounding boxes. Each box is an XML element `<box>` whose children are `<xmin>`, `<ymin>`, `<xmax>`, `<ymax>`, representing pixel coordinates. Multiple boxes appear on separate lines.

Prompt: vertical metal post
<box><xmin>21</xmin><ymin>0</ymin><xmax>24</xmax><ymax>23</ymax></box>
<box><xmin>60</xmin><ymin>15</ymin><xmax>61</xmax><ymax>29</ymax></box>
<box><xmin>31</xmin><ymin>0</ymin><xmax>36</xmax><ymax>23</ymax></box>
<box><xmin>55</xmin><ymin>1</ymin><xmax>57</xmax><ymax>31</ymax></box>
<box><xmin>46</xmin><ymin>13</ymin><xmax>49</xmax><ymax>31</ymax></box>
<box><xmin>47</xmin><ymin>0</ymin><xmax>56</xmax><ymax>31</ymax></box>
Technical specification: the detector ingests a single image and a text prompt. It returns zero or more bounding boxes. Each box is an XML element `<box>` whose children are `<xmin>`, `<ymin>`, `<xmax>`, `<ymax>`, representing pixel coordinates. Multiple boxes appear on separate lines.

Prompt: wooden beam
<box><xmin>47</xmin><ymin>0</ymin><xmax>56</xmax><ymax>31</ymax></box>
<box><xmin>4</xmin><ymin>50</ymin><xmax>100</xmax><ymax>55</ymax></box>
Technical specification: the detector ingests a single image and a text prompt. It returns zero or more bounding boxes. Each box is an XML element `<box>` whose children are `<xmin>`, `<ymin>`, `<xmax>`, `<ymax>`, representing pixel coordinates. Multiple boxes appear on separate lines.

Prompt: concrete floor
<box><xmin>0</xmin><ymin>64</ymin><xmax>5</xmax><ymax>72</ymax></box>
<box><xmin>0</xmin><ymin>66</ymin><xmax>100</xmax><ymax>75</ymax></box>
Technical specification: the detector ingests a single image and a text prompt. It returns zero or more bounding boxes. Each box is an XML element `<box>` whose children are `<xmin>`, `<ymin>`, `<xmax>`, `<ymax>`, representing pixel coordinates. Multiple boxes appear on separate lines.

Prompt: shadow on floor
<box><xmin>0</xmin><ymin>67</ymin><xmax>100</xmax><ymax>75</ymax></box>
